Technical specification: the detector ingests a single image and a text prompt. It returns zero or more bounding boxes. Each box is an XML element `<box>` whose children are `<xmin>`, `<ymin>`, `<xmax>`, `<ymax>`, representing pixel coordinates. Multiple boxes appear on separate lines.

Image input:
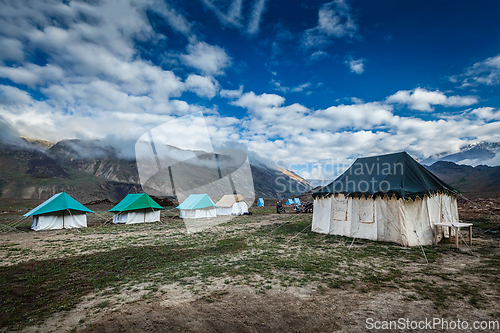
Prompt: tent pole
<box><xmin>168</xmin><ymin>166</ymin><xmax>177</xmax><ymax>198</ymax></box>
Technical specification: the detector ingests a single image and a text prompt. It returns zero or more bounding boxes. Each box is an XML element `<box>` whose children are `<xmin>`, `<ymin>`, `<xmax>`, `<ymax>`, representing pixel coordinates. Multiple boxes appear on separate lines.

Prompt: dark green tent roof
<box><xmin>24</xmin><ymin>192</ymin><xmax>93</xmax><ymax>217</ymax></box>
<box><xmin>313</xmin><ymin>152</ymin><xmax>457</xmax><ymax>200</ymax></box>
<box><xmin>109</xmin><ymin>193</ymin><xmax>164</xmax><ymax>212</ymax></box>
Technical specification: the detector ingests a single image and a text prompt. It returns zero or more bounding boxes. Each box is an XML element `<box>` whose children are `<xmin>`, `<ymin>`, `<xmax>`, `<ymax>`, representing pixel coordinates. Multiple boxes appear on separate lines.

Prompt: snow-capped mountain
<box><xmin>420</xmin><ymin>142</ymin><xmax>500</xmax><ymax>166</ymax></box>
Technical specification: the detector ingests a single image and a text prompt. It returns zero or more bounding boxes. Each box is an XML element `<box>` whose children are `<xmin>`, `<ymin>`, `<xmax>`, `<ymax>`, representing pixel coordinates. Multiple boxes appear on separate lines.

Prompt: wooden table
<box><xmin>434</xmin><ymin>222</ymin><xmax>473</xmax><ymax>248</ymax></box>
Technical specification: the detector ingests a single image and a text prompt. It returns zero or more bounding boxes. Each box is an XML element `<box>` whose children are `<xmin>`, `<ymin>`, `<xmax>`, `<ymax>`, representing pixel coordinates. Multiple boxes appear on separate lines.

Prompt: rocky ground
<box><xmin>0</xmin><ymin>198</ymin><xmax>499</xmax><ymax>332</ymax></box>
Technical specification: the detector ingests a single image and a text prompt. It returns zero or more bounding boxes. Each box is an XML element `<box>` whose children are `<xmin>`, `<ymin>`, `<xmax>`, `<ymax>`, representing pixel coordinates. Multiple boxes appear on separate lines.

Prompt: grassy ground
<box><xmin>0</xmin><ymin>202</ymin><xmax>499</xmax><ymax>331</ymax></box>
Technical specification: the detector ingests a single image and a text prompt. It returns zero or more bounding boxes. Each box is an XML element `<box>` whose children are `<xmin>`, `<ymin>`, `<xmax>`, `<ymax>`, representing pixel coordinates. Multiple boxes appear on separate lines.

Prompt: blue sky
<box><xmin>0</xmin><ymin>0</ymin><xmax>499</xmax><ymax>179</ymax></box>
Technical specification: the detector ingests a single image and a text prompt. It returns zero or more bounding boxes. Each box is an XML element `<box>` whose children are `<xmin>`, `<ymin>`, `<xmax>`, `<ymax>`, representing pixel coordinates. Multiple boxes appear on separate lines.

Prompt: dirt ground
<box><xmin>1</xmin><ymin>198</ymin><xmax>500</xmax><ymax>333</ymax></box>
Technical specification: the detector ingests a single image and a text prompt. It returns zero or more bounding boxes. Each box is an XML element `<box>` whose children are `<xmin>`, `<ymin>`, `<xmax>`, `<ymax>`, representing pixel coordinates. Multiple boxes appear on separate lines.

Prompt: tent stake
<box><xmin>415</xmin><ymin>231</ymin><xmax>429</xmax><ymax>264</ymax></box>
<box><xmin>458</xmin><ymin>229</ymin><xmax>475</xmax><ymax>256</ymax></box>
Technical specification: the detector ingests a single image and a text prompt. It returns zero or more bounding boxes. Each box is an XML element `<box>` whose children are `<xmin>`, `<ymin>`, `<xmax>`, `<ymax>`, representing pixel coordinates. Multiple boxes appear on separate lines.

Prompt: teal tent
<box><xmin>294</xmin><ymin>198</ymin><xmax>301</xmax><ymax>205</ymax></box>
<box><xmin>24</xmin><ymin>192</ymin><xmax>92</xmax><ymax>231</ymax></box>
<box><xmin>177</xmin><ymin>194</ymin><xmax>217</xmax><ymax>218</ymax></box>
<box><xmin>286</xmin><ymin>199</ymin><xmax>294</xmax><ymax>205</ymax></box>
<box><xmin>110</xmin><ymin>193</ymin><xmax>164</xmax><ymax>224</ymax></box>
<box><xmin>257</xmin><ymin>198</ymin><xmax>264</xmax><ymax>207</ymax></box>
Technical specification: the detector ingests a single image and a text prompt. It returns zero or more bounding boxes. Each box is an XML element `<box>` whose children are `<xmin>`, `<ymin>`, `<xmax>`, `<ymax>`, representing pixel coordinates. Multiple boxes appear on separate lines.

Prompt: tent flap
<box><xmin>31</xmin><ymin>210</ymin><xmax>87</xmax><ymax>231</ymax></box>
<box><xmin>113</xmin><ymin>209</ymin><xmax>161</xmax><ymax>224</ymax></box>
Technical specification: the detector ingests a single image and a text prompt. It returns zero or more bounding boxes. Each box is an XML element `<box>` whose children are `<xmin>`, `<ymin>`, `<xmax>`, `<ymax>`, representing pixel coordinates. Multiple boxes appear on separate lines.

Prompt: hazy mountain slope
<box><xmin>0</xmin><ymin>144</ymin><xmax>142</xmax><ymax>202</ymax></box>
<box><xmin>0</xmin><ymin>139</ymin><xmax>311</xmax><ymax>202</ymax></box>
<box><xmin>252</xmin><ymin>165</ymin><xmax>312</xmax><ymax>198</ymax></box>
<box><xmin>48</xmin><ymin>140</ymin><xmax>139</xmax><ymax>184</ymax></box>
<box><xmin>426</xmin><ymin>161</ymin><xmax>500</xmax><ymax>198</ymax></box>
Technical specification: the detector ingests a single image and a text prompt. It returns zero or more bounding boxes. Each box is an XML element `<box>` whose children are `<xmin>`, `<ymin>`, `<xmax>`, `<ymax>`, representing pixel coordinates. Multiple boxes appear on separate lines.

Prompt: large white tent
<box><xmin>24</xmin><ymin>192</ymin><xmax>92</xmax><ymax>231</ymax></box>
<box><xmin>215</xmin><ymin>194</ymin><xmax>248</xmax><ymax>216</ymax></box>
<box><xmin>312</xmin><ymin>152</ymin><xmax>459</xmax><ymax>246</ymax></box>
<box><xmin>177</xmin><ymin>194</ymin><xmax>217</xmax><ymax>218</ymax></box>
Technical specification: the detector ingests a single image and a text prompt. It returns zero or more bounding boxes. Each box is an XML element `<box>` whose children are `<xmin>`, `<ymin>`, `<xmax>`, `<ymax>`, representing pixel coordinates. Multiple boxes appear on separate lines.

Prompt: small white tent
<box><xmin>177</xmin><ymin>194</ymin><xmax>217</xmax><ymax>218</ymax></box>
<box><xmin>24</xmin><ymin>192</ymin><xmax>92</xmax><ymax>231</ymax></box>
<box><xmin>216</xmin><ymin>194</ymin><xmax>248</xmax><ymax>216</ymax></box>
<box><xmin>110</xmin><ymin>193</ymin><xmax>163</xmax><ymax>224</ymax></box>
<box><xmin>312</xmin><ymin>152</ymin><xmax>460</xmax><ymax>246</ymax></box>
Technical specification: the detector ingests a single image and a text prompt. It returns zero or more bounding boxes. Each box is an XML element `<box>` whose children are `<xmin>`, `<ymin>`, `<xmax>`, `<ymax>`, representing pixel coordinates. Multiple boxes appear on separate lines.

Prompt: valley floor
<box><xmin>0</xmin><ymin>200</ymin><xmax>499</xmax><ymax>332</ymax></box>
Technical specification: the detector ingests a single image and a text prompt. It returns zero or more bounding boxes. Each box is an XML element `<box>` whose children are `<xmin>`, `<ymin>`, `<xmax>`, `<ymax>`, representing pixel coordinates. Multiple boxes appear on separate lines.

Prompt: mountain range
<box><xmin>0</xmin><ymin>138</ymin><xmax>312</xmax><ymax>204</ymax></box>
<box><xmin>425</xmin><ymin>162</ymin><xmax>500</xmax><ymax>198</ymax></box>
<box><xmin>1</xmin><ymin>138</ymin><xmax>499</xmax><ymax>203</ymax></box>
<box><xmin>420</xmin><ymin>142</ymin><xmax>500</xmax><ymax>166</ymax></box>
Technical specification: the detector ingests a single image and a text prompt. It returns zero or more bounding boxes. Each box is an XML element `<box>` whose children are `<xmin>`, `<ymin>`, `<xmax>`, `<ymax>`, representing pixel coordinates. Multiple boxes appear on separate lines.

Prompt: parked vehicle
<box><xmin>303</xmin><ymin>201</ymin><xmax>313</xmax><ymax>213</ymax></box>
<box><xmin>276</xmin><ymin>201</ymin><xmax>286</xmax><ymax>214</ymax></box>
<box><xmin>294</xmin><ymin>204</ymin><xmax>303</xmax><ymax>213</ymax></box>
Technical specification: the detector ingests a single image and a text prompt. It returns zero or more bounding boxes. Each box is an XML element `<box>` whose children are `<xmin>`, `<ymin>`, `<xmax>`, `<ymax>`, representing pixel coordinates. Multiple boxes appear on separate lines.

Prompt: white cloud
<box><xmin>0</xmin><ymin>0</ymin><xmax>498</xmax><ymax>176</ymax></box>
<box><xmin>306</xmin><ymin>50</ymin><xmax>329</xmax><ymax>65</ymax></box>
<box><xmin>291</xmin><ymin>82</ymin><xmax>312</xmax><ymax>92</ymax></box>
<box><xmin>150</xmin><ymin>0</ymin><xmax>193</xmax><ymax>37</ymax></box>
<box><xmin>199</xmin><ymin>0</ymin><xmax>243</xmax><ymax>29</ymax></box>
<box><xmin>470</xmin><ymin>107</ymin><xmax>500</xmax><ymax>121</ymax></box>
<box><xmin>0</xmin><ymin>63</ymin><xmax>64</xmax><ymax>87</ymax></box>
<box><xmin>180</xmin><ymin>41</ymin><xmax>232</xmax><ymax>75</ymax></box>
<box><xmin>0</xmin><ymin>37</ymin><xmax>24</xmax><ymax>61</ymax></box>
<box><xmin>386</xmin><ymin>88</ymin><xmax>478</xmax><ymax>111</ymax></box>
<box><xmin>232</xmin><ymin>91</ymin><xmax>285</xmax><ymax>110</ymax></box>
<box><xmin>301</xmin><ymin>0</ymin><xmax>358</xmax><ymax>49</ymax></box>
<box><xmin>317</xmin><ymin>0</ymin><xmax>357</xmax><ymax>37</ymax></box>
<box><xmin>247</xmin><ymin>0</ymin><xmax>267</xmax><ymax>35</ymax></box>
<box><xmin>317</xmin><ymin>102</ymin><xmax>393</xmax><ymax>130</ymax></box>
<box><xmin>0</xmin><ymin>0</ymin><xmax>211</xmax><ymax>120</ymax></box>
<box><xmin>185</xmin><ymin>74</ymin><xmax>219</xmax><ymax>99</ymax></box>
<box><xmin>345</xmin><ymin>57</ymin><xmax>364</xmax><ymax>74</ymax></box>
<box><xmin>271</xmin><ymin>79</ymin><xmax>312</xmax><ymax>93</ymax></box>
<box><xmin>226</xmin><ymin>88</ymin><xmax>500</xmax><ymax>174</ymax></box>
<box><xmin>0</xmin><ymin>86</ymin><xmax>213</xmax><ymax>144</ymax></box>
<box><xmin>0</xmin><ymin>85</ymin><xmax>34</xmax><ymax>105</ymax></box>
<box><xmin>0</xmin><ymin>0</ymin><xmax>187</xmax><ymax>98</ymax></box>
<box><xmin>454</xmin><ymin>53</ymin><xmax>500</xmax><ymax>87</ymax></box>
<box><xmin>220</xmin><ymin>85</ymin><xmax>244</xmax><ymax>99</ymax></box>
<box><xmin>199</xmin><ymin>0</ymin><xmax>267</xmax><ymax>36</ymax></box>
